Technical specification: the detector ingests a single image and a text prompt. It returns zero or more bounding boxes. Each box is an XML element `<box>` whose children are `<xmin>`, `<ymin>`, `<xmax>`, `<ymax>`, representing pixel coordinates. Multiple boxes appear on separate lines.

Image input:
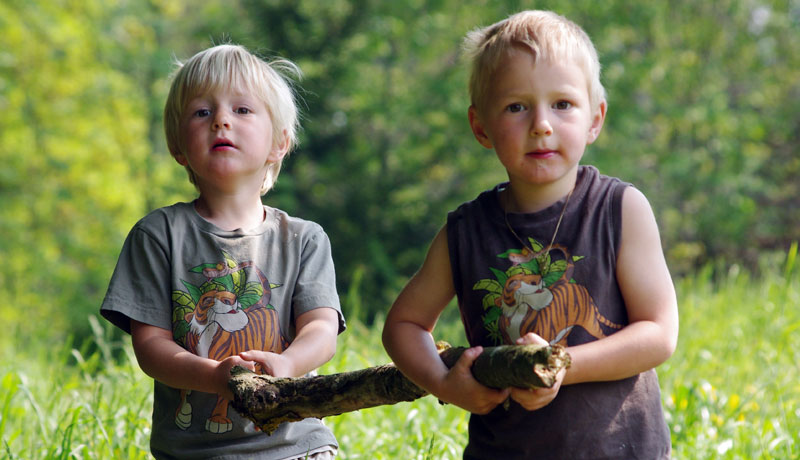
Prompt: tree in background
<box><xmin>1</xmin><ymin>0</ymin><xmax>150</xmax><ymax>342</ymax></box>
<box><xmin>0</xmin><ymin>0</ymin><xmax>204</xmax><ymax>343</ymax></box>
<box><xmin>580</xmin><ymin>1</ymin><xmax>800</xmax><ymax>273</ymax></box>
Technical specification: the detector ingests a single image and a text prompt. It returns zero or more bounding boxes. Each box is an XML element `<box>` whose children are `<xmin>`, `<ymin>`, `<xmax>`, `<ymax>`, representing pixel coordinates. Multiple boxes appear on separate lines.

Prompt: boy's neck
<box><xmin>193</xmin><ymin>193</ymin><xmax>266</xmax><ymax>232</ymax></box>
<box><xmin>503</xmin><ymin>176</ymin><xmax>577</xmax><ymax>214</ymax></box>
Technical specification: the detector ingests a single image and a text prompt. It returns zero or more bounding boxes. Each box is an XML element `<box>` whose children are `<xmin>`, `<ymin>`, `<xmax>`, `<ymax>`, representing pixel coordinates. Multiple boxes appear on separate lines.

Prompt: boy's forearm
<box><xmin>383</xmin><ymin>320</ymin><xmax>513</xmax><ymax>414</ymax></box>
<box><xmin>562</xmin><ymin>319</ymin><xmax>676</xmax><ymax>385</ymax></box>
<box><xmin>280</xmin><ymin>334</ymin><xmax>336</xmax><ymax>376</ymax></box>
<box><xmin>382</xmin><ymin>320</ymin><xmax>448</xmax><ymax>396</ymax></box>
<box><xmin>280</xmin><ymin>309</ymin><xmax>339</xmax><ymax>376</ymax></box>
<box><xmin>131</xmin><ymin>324</ymin><xmax>231</xmax><ymax>395</ymax></box>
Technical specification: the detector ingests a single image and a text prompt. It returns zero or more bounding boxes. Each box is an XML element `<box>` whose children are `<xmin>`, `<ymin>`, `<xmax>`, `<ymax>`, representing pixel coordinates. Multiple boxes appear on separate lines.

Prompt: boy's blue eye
<box><xmin>194</xmin><ymin>109</ymin><xmax>211</xmax><ymax>117</ymax></box>
<box><xmin>236</xmin><ymin>107</ymin><xmax>251</xmax><ymax>114</ymax></box>
<box><xmin>506</xmin><ymin>103</ymin><xmax>525</xmax><ymax>113</ymax></box>
<box><xmin>554</xmin><ymin>101</ymin><xmax>572</xmax><ymax>110</ymax></box>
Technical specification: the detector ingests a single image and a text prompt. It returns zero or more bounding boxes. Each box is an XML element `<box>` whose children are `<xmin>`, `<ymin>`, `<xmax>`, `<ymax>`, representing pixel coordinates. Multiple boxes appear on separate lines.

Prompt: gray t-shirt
<box><xmin>101</xmin><ymin>202</ymin><xmax>345</xmax><ymax>459</ymax></box>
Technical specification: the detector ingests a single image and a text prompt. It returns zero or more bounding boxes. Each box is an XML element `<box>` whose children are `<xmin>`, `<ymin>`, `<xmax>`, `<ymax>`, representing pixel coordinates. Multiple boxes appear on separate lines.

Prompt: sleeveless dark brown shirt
<box><xmin>447</xmin><ymin>166</ymin><xmax>670</xmax><ymax>459</ymax></box>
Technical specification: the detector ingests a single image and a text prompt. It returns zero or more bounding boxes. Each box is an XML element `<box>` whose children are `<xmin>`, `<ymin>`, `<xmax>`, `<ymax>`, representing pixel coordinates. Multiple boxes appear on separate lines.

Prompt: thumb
<box><xmin>454</xmin><ymin>346</ymin><xmax>483</xmax><ymax>372</ymax></box>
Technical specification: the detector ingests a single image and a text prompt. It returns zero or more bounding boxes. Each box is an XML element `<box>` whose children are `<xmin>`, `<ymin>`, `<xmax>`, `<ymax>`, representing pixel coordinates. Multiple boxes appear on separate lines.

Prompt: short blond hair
<box><xmin>464</xmin><ymin>10</ymin><xmax>605</xmax><ymax>112</ymax></box>
<box><xmin>163</xmin><ymin>44</ymin><xmax>301</xmax><ymax>195</ymax></box>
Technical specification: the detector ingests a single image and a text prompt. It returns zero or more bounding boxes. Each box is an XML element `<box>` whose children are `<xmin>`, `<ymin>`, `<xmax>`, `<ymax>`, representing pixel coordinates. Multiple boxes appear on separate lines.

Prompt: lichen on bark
<box><xmin>230</xmin><ymin>343</ymin><xmax>570</xmax><ymax>434</ymax></box>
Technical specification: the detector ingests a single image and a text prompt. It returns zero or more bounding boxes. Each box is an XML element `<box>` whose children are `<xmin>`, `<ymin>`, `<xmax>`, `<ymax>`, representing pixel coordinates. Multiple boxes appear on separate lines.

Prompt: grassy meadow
<box><xmin>1</xmin><ymin>253</ymin><xmax>798</xmax><ymax>459</ymax></box>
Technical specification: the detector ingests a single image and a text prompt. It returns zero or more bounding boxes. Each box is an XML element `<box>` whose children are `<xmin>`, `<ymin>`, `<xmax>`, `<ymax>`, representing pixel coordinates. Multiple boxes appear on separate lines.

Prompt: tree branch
<box><xmin>229</xmin><ymin>343</ymin><xmax>570</xmax><ymax>434</ymax></box>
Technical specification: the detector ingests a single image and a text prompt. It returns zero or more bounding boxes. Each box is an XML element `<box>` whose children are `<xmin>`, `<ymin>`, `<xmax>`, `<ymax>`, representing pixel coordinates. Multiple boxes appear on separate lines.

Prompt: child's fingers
<box><xmin>230</xmin><ymin>355</ymin><xmax>257</xmax><ymax>372</ymax></box>
<box><xmin>515</xmin><ymin>332</ymin><xmax>548</xmax><ymax>346</ymax></box>
<box><xmin>510</xmin><ymin>387</ymin><xmax>553</xmax><ymax>410</ymax></box>
<box><xmin>216</xmin><ymin>356</ymin><xmax>256</xmax><ymax>399</ymax></box>
<box><xmin>238</xmin><ymin>350</ymin><xmax>260</xmax><ymax>361</ymax></box>
<box><xmin>238</xmin><ymin>350</ymin><xmax>295</xmax><ymax>377</ymax></box>
<box><xmin>447</xmin><ymin>346</ymin><xmax>511</xmax><ymax>413</ymax></box>
<box><xmin>455</xmin><ymin>346</ymin><xmax>484</xmax><ymax>369</ymax></box>
<box><xmin>509</xmin><ymin>365</ymin><xmax>565</xmax><ymax>410</ymax></box>
<box><xmin>238</xmin><ymin>351</ymin><xmax>272</xmax><ymax>375</ymax></box>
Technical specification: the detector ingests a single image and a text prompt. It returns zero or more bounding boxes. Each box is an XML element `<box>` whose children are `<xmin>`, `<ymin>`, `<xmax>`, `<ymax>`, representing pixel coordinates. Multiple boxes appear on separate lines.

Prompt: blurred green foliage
<box><xmin>0</xmin><ymin>0</ymin><xmax>797</xmax><ymax>343</ymax></box>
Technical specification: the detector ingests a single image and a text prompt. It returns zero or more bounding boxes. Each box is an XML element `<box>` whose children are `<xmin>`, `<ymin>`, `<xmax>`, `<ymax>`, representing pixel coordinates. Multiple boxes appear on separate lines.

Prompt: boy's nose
<box><xmin>213</xmin><ymin>113</ymin><xmax>231</xmax><ymax>130</ymax></box>
<box><xmin>530</xmin><ymin>117</ymin><xmax>553</xmax><ymax>137</ymax></box>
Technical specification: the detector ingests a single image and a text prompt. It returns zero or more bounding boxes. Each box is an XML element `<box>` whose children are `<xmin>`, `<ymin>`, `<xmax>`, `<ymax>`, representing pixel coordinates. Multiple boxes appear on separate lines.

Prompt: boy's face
<box><xmin>469</xmin><ymin>47</ymin><xmax>605</xmax><ymax>191</ymax></box>
<box><xmin>177</xmin><ymin>87</ymin><xmax>288</xmax><ymax>194</ymax></box>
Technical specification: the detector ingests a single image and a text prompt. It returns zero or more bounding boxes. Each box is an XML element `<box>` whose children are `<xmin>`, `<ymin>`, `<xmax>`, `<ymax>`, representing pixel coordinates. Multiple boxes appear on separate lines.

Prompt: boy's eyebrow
<box><xmin>498</xmin><ymin>85</ymin><xmax>585</xmax><ymax>100</ymax></box>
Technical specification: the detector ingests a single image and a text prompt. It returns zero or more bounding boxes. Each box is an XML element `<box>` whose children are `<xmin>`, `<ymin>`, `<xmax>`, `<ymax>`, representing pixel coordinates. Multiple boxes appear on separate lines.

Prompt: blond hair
<box><xmin>464</xmin><ymin>10</ymin><xmax>605</xmax><ymax>112</ymax></box>
<box><xmin>163</xmin><ymin>44</ymin><xmax>301</xmax><ymax>195</ymax></box>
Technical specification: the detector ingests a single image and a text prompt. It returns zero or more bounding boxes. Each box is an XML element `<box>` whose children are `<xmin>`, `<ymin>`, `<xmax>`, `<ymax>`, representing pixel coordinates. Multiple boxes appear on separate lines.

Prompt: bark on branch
<box><xmin>229</xmin><ymin>343</ymin><xmax>570</xmax><ymax>434</ymax></box>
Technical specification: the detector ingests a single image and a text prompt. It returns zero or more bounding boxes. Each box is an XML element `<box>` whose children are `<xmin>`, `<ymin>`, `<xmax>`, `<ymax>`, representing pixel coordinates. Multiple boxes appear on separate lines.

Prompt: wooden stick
<box><xmin>229</xmin><ymin>343</ymin><xmax>570</xmax><ymax>434</ymax></box>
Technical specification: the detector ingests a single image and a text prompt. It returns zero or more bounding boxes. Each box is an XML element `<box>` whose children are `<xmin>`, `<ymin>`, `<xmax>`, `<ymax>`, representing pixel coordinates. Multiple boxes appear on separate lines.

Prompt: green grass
<box><xmin>0</xmin><ymin>316</ymin><xmax>152</xmax><ymax>459</ymax></box>
<box><xmin>1</xmin><ymin>253</ymin><xmax>798</xmax><ymax>459</ymax></box>
<box><xmin>660</xmin><ymin>259</ymin><xmax>800</xmax><ymax>459</ymax></box>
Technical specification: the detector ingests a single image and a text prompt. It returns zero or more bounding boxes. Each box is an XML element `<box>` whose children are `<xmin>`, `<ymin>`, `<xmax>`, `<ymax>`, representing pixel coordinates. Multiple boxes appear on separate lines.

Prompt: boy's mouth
<box><xmin>212</xmin><ymin>138</ymin><xmax>236</xmax><ymax>150</ymax></box>
<box><xmin>527</xmin><ymin>149</ymin><xmax>557</xmax><ymax>158</ymax></box>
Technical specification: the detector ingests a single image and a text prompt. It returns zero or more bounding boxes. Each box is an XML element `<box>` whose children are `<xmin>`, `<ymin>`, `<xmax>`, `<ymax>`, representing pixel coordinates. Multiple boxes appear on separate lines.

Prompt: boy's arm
<box><xmin>382</xmin><ymin>226</ymin><xmax>510</xmax><ymax>414</ymax></box>
<box><xmin>239</xmin><ymin>307</ymin><xmax>339</xmax><ymax>378</ymax></box>
<box><xmin>130</xmin><ymin>320</ymin><xmax>256</xmax><ymax>401</ymax></box>
<box><xmin>562</xmin><ymin>186</ymin><xmax>679</xmax><ymax>385</ymax></box>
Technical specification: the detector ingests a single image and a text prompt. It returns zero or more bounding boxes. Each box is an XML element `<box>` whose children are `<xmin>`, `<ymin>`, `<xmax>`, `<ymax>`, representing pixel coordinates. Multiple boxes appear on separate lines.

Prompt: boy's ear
<box><xmin>468</xmin><ymin>105</ymin><xmax>494</xmax><ymax>149</ymax></box>
<box><xmin>586</xmin><ymin>100</ymin><xmax>607</xmax><ymax>145</ymax></box>
<box><xmin>267</xmin><ymin>129</ymin><xmax>291</xmax><ymax>163</ymax></box>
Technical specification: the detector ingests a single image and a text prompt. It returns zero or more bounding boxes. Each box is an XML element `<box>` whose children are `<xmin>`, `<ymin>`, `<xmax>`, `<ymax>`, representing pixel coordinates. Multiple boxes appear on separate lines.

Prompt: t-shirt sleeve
<box><xmin>100</xmin><ymin>224</ymin><xmax>173</xmax><ymax>334</ymax></box>
<box><xmin>292</xmin><ymin>227</ymin><xmax>346</xmax><ymax>334</ymax></box>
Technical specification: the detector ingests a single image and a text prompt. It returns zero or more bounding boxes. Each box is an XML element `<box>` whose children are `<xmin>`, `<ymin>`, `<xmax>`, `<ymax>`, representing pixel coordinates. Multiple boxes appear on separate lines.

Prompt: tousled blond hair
<box><xmin>464</xmin><ymin>10</ymin><xmax>605</xmax><ymax>112</ymax></box>
<box><xmin>163</xmin><ymin>44</ymin><xmax>301</xmax><ymax>195</ymax></box>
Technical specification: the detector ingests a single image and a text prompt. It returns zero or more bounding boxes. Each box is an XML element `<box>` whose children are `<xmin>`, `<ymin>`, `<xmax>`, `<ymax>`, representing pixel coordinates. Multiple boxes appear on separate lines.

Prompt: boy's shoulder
<box><xmin>130</xmin><ymin>201</ymin><xmax>195</xmax><ymax>234</ymax></box>
<box><xmin>267</xmin><ymin>206</ymin><xmax>327</xmax><ymax>237</ymax></box>
<box><xmin>577</xmin><ymin>165</ymin><xmax>632</xmax><ymax>202</ymax></box>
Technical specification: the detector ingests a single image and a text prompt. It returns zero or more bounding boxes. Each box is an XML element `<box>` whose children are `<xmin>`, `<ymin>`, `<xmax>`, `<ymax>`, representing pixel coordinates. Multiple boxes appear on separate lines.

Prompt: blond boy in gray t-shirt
<box><xmin>102</xmin><ymin>44</ymin><xmax>345</xmax><ymax>460</ymax></box>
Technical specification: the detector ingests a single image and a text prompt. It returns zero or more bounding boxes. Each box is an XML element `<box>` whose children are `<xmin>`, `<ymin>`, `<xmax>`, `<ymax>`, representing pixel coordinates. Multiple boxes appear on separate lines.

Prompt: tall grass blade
<box><xmin>0</xmin><ymin>372</ymin><xmax>19</xmax><ymax>440</ymax></box>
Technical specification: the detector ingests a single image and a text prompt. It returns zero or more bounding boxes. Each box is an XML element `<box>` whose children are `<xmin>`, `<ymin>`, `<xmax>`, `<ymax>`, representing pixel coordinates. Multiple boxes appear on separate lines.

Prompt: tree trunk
<box><xmin>229</xmin><ymin>343</ymin><xmax>570</xmax><ymax>434</ymax></box>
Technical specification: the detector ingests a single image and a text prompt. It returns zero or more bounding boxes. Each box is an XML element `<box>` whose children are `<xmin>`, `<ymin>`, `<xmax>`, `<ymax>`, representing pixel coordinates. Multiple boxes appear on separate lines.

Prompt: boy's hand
<box><xmin>239</xmin><ymin>350</ymin><xmax>295</xmax><ymax>378</ymax></box>
<box><xmin>439</xmin><ymin>346</ymin><xmax>511</xmax><ymax>414</ymax></box>
<box><xmin>216</xmin><ymin>355</ymin><xmax>256</xmax><ymax>400</ymax></box>
<box><xmin>509</xmin><ymin>333</ymin><xmax>565</xmax><ymax>411</ymax></box>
